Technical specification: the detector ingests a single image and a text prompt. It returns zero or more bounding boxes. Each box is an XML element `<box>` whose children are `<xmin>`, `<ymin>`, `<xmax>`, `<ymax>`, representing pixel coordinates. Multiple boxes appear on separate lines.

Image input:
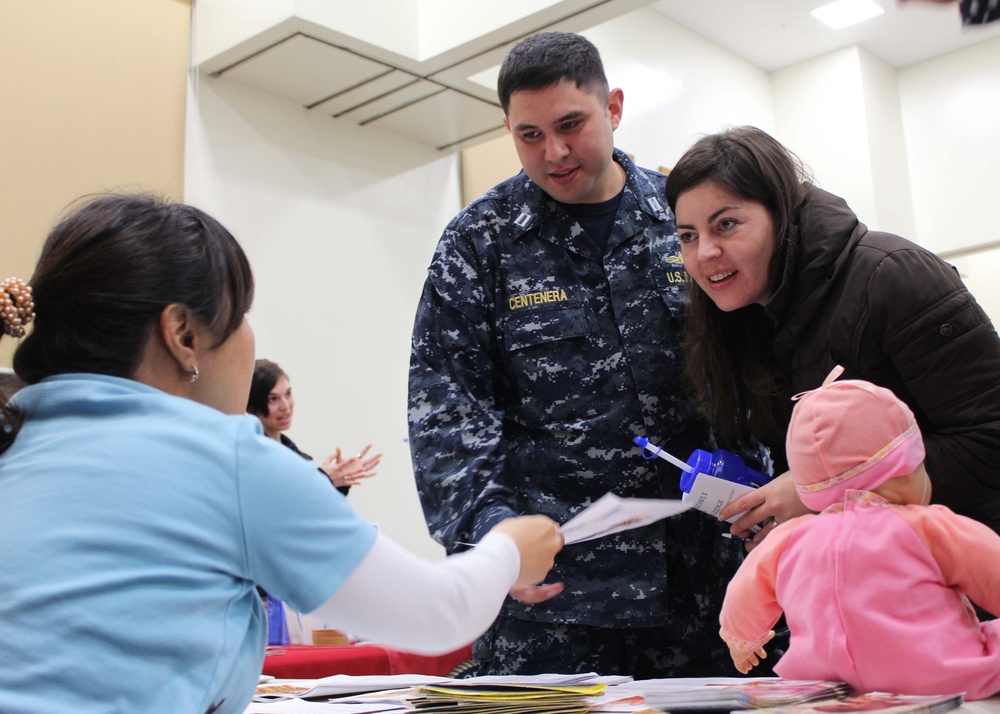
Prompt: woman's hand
<box><xmin>491</xmin><ymin>515</ymin><xmax>565</xmax><ymax>590</ymax></box>
<box><xmin>718</xmin><ymin>471</ymin><xmax>812</xmax><ymax>551</ymax></box>
<box><xmin>320</xmin><ymin>443</ymin><xmax>383</xmax><ymax>488</ymax></box>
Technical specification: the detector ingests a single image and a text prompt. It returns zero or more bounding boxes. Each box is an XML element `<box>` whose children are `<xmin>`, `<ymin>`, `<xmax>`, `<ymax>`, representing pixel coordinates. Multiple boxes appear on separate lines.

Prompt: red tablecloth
<box><xmin>261</xmin><ymin>643</ymin><xmax>473</xmax><ymax>679</ymax></box>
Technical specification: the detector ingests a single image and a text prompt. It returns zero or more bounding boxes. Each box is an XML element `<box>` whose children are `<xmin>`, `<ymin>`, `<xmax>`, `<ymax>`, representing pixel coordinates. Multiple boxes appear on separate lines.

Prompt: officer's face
<box><xmin>503</xmin><ymin>79</ymin><xmax>624</xmax><ymax>205</ymax></box>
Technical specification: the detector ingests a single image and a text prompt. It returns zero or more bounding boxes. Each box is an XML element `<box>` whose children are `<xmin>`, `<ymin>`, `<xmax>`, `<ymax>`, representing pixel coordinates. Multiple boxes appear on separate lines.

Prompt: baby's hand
<box><xmin>730</xmin><ymin>630</ymin><xmax>775</xmax><ymax>674</ymax></box>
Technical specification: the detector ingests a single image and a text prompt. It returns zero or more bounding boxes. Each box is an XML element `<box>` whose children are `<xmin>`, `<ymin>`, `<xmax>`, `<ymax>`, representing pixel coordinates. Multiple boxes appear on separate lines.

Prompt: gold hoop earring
<box><xmin>190</xmin><ymin>367</ymin><xmax>199</xmax><ymax>383</ymax></box>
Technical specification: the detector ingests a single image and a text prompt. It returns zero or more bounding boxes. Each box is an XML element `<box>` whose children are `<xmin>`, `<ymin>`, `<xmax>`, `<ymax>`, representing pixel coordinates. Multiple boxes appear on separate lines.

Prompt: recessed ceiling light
<box><xmin>812</xmin><ymin>0</ymin><xmax>885</xmax><ymax>30</ymax></box>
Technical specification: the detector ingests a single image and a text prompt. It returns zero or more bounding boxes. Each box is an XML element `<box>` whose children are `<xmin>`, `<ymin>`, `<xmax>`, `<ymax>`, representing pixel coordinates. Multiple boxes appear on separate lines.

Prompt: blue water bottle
<box><xmin>681</xmin><ymin>448</ymin><xmax>773</xmax><ymax>490</ymax></box>
<box><xmin>634</xmin><ymin>436</ymin><xmax>774</xmax><ymax>491</ymax></box>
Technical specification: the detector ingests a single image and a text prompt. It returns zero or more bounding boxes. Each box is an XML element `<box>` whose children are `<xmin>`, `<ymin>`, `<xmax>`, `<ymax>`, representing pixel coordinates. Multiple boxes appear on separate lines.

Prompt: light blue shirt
<box><xmin>0</xmin><ymin>374</ymin><xmax>376</xmax><ymax>713</ymax></box>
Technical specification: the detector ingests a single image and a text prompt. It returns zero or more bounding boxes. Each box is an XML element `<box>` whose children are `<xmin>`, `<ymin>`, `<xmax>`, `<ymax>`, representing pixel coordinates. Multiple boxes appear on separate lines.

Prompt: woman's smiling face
<box><xmin>258</xmin><ymin>375</ymin><xmax>294</xmax><ymax>439</ymax></box>
<box><xmin>675</xmin><ymin>181</ymin><xmax>776</xmax><ymax>312</ymax></box>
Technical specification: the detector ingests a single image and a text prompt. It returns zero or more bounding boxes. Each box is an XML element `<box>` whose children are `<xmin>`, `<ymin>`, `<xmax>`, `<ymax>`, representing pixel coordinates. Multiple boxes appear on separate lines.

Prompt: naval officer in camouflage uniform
<box><xmin>407</xmin><ymin>31</ymin><xmax>743</xmax><ymax>677</ymax></box>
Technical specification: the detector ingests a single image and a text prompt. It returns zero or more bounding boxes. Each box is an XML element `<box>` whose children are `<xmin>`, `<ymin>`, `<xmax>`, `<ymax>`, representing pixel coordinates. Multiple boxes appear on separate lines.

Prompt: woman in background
<box><xmin>664</xmin><ymin>125</ymin><xmax>1000</xmax><ymax>547</ymax></box>
<box><xmin>0</xmin><ymin>193</ymin><xmax>562</xmax><ymax>714</ymax></box>
<box><xmin>247</xmin><ymin>359</ymin><xmax>381</xmax><ymax>495</ymax></box>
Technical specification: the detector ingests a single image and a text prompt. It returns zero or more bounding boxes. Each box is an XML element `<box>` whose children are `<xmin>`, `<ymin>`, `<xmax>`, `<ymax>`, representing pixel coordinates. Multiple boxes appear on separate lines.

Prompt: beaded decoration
<box><xmin>0</xmin><ymin>277</ymin><xmax>35</xmax><ymax>338</ymax></box>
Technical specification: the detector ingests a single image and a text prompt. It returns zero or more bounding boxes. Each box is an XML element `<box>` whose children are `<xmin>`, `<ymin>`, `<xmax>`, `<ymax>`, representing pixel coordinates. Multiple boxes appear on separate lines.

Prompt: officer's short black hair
<box><xmin>497</xmin><ymin>32</ymin><xmax>609</xmax><ymax>114</ymax></box>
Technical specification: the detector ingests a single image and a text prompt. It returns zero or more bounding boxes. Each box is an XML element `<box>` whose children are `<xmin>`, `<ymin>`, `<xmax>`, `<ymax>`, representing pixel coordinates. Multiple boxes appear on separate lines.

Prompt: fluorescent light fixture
<box><xmin>812</xmin><ymin>0</ymin><xmax>885</xmax><ymax>29</ymax></box>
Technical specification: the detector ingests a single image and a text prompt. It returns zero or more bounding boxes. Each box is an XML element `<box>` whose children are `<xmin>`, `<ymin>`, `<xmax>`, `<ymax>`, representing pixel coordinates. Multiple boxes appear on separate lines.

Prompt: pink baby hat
<box><xmin>786</xmin><ymin>365</ymin><xmax>925</xmax><ymax>511</ymax></box>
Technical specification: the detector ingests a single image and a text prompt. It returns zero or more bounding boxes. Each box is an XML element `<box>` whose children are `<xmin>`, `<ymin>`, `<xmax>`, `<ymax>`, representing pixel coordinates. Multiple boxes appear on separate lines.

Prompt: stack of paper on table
<box><xmin>636</xmin><ymin>679</ymin><xmax>853</xmax><ymax>712</ymax></box>
<box><xmin>252</xmin><ymin>673</ymin><xmax>632</xmax><ymax>706</ymax></box>
<box><xmin>402</xmin><ymin>674</ymin><xmax>632</xmax><ymax>713</ymax></box>
<box><xmin>405</xmin><ymin>682</ymin><xmax>605</xmax><ymax>713</ymax></box>
<box><xmin>254</xmin><ymin>674</ymin><xmax>454</xmax><ymax>702</ymax></box>
<box><xmin>740</xmin><ymin>691</ymin><xmax>965</xmax><ymax>714</ymax></box>
<box><xmin>634</xmin><ymin>680</ymin><xmax>960</xmax><ymax>714</ymax></box>
<box><xmin>246</xmin><ymin>677</ymin><xmax>970</xmax><ymax>714</ymax></box>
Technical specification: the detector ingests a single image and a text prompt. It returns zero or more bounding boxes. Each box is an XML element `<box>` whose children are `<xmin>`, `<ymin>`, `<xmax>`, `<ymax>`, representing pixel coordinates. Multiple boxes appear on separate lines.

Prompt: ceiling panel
<box><xmin>366</xmin><ymin>89</ymin><xmax>506</xmax><ymax>151</ymax></box>
<box><xmin>310</xmin><ymin>69</ymin><xmax>419</xmax><ymax>114</ymax></box>
<box><xmin>340</xmin><ymin>79</ymin><xmax>444</xmax><ymax>124</ymax></box>
<box><xmin>198</xmin><ymin>0</ymin><xmax>654</xmax><ymax>151</ymax></box>
<box><xmin>217</xmin><ymin>34</ymin><xmax>391</xmax><ymax>107</ymax></box>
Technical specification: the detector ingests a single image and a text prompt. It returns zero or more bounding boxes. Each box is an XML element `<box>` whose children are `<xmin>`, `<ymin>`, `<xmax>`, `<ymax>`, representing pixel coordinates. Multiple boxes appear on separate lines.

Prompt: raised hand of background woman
<box><xmin>320</xmin><ymin>443</ymin><xmax>382</xmax><ymax>489</ymax></box>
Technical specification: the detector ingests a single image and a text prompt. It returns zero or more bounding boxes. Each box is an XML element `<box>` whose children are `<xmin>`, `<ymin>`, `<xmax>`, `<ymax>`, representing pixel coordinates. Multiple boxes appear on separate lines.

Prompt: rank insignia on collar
<box><xmin>646</xmin><ymin>196</ymin><xmax>667</xmax><ymax>218</ymax></box>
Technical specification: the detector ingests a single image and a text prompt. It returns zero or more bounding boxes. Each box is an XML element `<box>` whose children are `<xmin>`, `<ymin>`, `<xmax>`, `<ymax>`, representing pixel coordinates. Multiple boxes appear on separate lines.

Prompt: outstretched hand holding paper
<box><xmin>559</xmin><ymin>492</ymin><xmax>692</xmax><ymax>545</ymax></box>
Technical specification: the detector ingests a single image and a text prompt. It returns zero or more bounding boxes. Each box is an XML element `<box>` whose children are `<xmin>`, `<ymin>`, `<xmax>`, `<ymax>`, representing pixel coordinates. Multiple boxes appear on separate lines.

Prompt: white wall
<box><xmin>769</xmin><ymin>44</ymin><xmax>920</xmax><ymax>238</ymax></box>
<box><xmin>772</xmin><ymin>47</ymin><xmax>881</xmax><ymax>228</ymax></box>
<box><xmin>767</xmin><ymin>35</ymin><xmax>1000</xmax><ymax>312</ymax></box>
<box><xmin>185</xmin><ymin>76</ymin><xmax>460</xmax><ymax>561</ymax></box>
<box><xmin>588</xmin><ymin>9</ymin><xmax>775</xmax><ymax>170</ymax></box>
<box><xmin>898</xmin><ymin>36</ymin><xmax>1000</xmax><ymax>255</ymax></box>
<box><xmin>858</xmin><ymin>48</ymin><xmax>916</xmax><ymax>239</ymax></box>
<box><xmin>953</xmin><ymin>248</ymin><xmax>1000</xmax><ymax>327</ymax></box>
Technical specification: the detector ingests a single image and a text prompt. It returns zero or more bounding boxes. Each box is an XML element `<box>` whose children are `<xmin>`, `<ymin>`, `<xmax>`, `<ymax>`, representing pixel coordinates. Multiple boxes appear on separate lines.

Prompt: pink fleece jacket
<box><xmin>720</xmin><ymin>491</ymin><xmax>1000</xmax><ymax>700</ymax></box>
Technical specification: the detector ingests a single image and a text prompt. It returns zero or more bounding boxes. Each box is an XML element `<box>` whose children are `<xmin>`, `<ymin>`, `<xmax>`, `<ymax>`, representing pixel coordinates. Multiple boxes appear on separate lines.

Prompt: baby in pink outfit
<box><xmin>719</xmin><ymin>366</ymin><xmax>1000</xmax><ymax>699</ymax></box>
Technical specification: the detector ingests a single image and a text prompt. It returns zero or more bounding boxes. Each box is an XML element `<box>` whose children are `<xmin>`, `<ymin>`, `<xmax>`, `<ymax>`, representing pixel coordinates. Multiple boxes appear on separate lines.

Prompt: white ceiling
<box><xmin>197</xmin><ymin>0</ymin><xmax>650</xmax><ymax>151</ymax></box>
<box><xmin>198</xmin><ymin>0</ymin><xmax>999</xmax><ymax>152</ymax></box>
<box><xmin>650</xmin><ymin>0</ymin><xmax>1000</xmax><ymax>71</ymax></box>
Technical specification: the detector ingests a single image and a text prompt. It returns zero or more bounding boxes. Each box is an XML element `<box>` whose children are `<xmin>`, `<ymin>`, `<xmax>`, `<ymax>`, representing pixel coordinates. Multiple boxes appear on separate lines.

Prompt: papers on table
<box><xmin>254</xmin><ymin>675</ymin><xmax>453</xmax><ymax>701</ymax></box>
<box><xmin>741</xmin><ymin>691</ymin><xmax>965</xmax><ymax>714</ymax></box>
<box><xmin>636</xmin><ymin>678</ymin><xmax>853</xmax><ymax>711</ymax></box>
<box><xmin>559</xmin><ymin>492</ymin><xmax>692</xmax><ymax>544</ymax></box>
<box><xmin>407</xmin><ymin>681</ymin><xmax>607</xmax><ymax>713</ymax></box>
<box><xmin>252</xmin><ymin>673</ymin><xmax>631</xmax><ymax>702</ymax></box>
<box><xmin>246</xmin><ymin>675</ymin><xmax>963</xmax><ymax>714</ymax></box>
<box><xmin>245</xmin><ymin>698</ymin><xmax>404</xmax><ymax>713</ymax></box>
<box><xmin>405</xmin><ymin>674</ymin><xmax>631</xmax><ymax>712</ymax></box>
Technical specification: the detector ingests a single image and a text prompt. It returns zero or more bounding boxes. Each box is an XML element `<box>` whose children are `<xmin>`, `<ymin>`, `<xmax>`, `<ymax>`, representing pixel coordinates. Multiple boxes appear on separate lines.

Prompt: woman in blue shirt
<box><xmin>0</xmin><ymin>194</ymin><xmax>563</xmax><ymax>714</ymax></box>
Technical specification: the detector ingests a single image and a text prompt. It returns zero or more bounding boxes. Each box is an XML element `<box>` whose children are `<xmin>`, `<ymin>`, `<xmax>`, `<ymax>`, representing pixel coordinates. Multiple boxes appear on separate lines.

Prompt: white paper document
<box><xmin>254</xmin><ymin>675</ymin><xmax>449</xmax><ymax>702</ymax></box>
<box><xmin>245</xmin><ymin>698</ymin><xmax>404</xmax><ymax>713</ymax></box>
<box><xmin>681</xmin><ymin>472</ymin><xmax>754</xmax><ymax>522</ymax></box>
<box><xmin>559</xmin><ymin>492</ymin><xmax>692</xmax><ymax>544</ymax></box>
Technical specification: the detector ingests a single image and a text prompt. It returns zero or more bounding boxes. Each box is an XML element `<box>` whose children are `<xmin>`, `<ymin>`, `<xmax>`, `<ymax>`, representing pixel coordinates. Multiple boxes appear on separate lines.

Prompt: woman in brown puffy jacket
<box><xmin>665</xmin><ymin>125</ymin><xmax>1000</xmax><ymax>549</ymax></box>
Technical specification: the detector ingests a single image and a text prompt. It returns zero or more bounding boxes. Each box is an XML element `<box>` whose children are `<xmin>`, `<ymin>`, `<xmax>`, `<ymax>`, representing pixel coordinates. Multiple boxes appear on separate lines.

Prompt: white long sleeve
<box><xmin>307</xmin><ymin>530</ymin><xmax>519</xmax><ymax>654</ymax></box>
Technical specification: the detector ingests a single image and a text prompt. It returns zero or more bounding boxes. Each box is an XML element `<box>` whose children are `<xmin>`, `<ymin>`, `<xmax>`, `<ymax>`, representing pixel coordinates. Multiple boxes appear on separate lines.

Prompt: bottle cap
<box><xmin>681</xmin><ymin>449</ymin><xmax>712</xmax><ymax>492</ymax></box>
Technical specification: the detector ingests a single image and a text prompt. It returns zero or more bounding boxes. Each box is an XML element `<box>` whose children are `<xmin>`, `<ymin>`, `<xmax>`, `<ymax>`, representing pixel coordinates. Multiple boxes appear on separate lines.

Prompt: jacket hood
<box><xmin>768</xmin><ymin>185</ymin><xmax>866</xmax><ymax>357</ymax></box>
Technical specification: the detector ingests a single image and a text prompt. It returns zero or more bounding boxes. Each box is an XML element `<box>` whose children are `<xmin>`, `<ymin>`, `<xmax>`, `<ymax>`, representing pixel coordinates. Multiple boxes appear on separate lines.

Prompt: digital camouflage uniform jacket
<box><xmin>408</xmin><ymin>150</ymin><xmax>742</xmax><ymax>628</ymax></box>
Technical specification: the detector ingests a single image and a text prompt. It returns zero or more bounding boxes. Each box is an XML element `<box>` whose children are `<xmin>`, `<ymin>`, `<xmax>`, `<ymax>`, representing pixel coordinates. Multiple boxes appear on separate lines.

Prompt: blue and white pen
<box><xmin>634</xmin><ymin>436</ymin><xmax>692</xmax><ymax>473</ymax></box>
